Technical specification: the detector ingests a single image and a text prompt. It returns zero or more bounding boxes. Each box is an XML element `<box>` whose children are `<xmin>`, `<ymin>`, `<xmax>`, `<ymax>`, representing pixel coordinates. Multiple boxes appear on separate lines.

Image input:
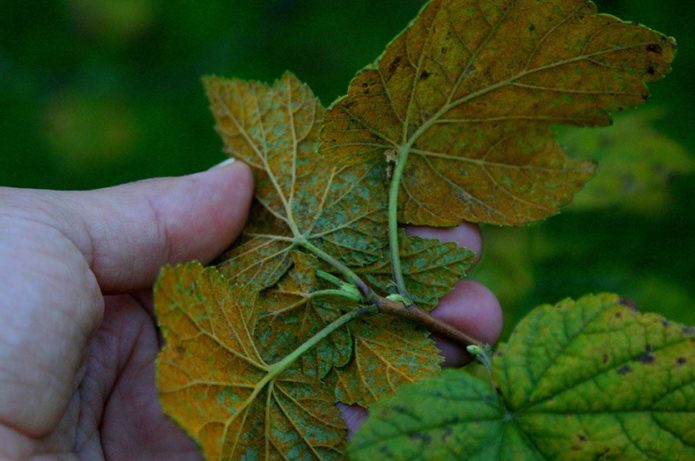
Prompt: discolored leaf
<box><xmin>155</xmin><ymin>263</ymin><xmax>346</xmax><ymax>460</ymax></box>
<box><xmin>205</xmin><ymin>72</ymin><xmax>387</xmax><ymax>288</ymax></box>
<box><xmin>350</xmin><ymin>294</ymin><xmax>695</xmax><ymax>460</ymax></box>
<box><xmin>329</xmin><ymin>315</ymin><xmax>442</xmax><ymax>407</ymax></box>
<box><xmin>354</xmin><ymin>232</ymin><xmax>475</xmax><ymax>310</ymax></box>
<box><xmin>255</xmin><ymin>252</ymin><xmax>353</xmax><ymax>379</ymax></box>
<box><xmin>323</xmin><ymin>0</ymin><xmax>675</xmax><ymax>226</ymax></box>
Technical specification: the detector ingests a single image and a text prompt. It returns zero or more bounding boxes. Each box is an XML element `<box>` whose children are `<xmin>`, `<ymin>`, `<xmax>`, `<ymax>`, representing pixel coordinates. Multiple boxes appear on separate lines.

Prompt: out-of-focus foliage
<box><xmin>559</xmin><ymin>111</ymin><xmax>694</xmax><ymax>213</ymax></box>
<box><xmin>474</xmin><ymin>112</ymin><xmax>695</xmax><ymax>336</ymax></box>
<box><xmin>2</xmin><ymin>0</ymin><xmax>693</xmax><ymax>326</ymax></box>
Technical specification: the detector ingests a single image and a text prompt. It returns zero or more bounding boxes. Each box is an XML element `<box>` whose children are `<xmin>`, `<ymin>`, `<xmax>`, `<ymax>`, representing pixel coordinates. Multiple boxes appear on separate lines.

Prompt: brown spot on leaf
<box><xmin>619</xmin><ymin>297</ymin><xmax>638</xmax><ymax>310</ymax></box>
<box><xmin>618</xmin><ymin>365</ymin><xmax>632</xmax><ymax>375</ymax></box>
<box><xmin>647</xmin><ymin>43</ymin><xmax>663</xmax><ymax>54</ymax></box>
<box><xmin>638</xmin><ymin>345</ymin><xmax>655</xmax><ymax>364</ymax></box>
<box><xmin>387</xmin><ymin>56</ymin><xmax>402</xmax><ymax>77</ymax></box>
<box><xmin>409</xmin><ymin>432</ymin><xmax>432</xmax><ymax>444</ymax></box>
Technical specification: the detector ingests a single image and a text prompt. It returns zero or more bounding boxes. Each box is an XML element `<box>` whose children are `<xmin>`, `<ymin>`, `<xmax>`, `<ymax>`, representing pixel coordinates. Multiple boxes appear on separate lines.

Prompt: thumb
<box><xmin>44</xmin><ymin>161</ymin><xmax>253</xmax><ymax>292</ymax></box>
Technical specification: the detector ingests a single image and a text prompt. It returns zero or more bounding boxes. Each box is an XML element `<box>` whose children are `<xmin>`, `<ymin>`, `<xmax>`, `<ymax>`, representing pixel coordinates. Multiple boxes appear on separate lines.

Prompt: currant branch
<box><xmin>298</xmin><ymin>236</ymin><xmax>483</xmax><ymax>348</ymax></box>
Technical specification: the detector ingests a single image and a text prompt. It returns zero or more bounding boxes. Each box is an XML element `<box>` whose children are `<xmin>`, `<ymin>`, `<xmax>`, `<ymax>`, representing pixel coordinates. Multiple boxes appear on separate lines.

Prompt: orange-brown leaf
<box><xmin>328</xmin><ymin>315</ymin><xmax>442</xmax><ymax>407</ymax></box>
<box><xmin>322</xmin><ymin>0</ymin><xmax>675</xmax><ymax>226</ymax></box>
<box><xmin>255</xmin><ymin>252</ymin><xmax>353</xmax><ymax>379</ymax></box>
<box><xmin>205</xmin><ymin>72</ymin><xmax>387</xmax><ymax>288</ymax></box>
<box><xmin>155</xmin><ymin>263</ymin><xmax>346</xmax><ymax>460</ymax></box>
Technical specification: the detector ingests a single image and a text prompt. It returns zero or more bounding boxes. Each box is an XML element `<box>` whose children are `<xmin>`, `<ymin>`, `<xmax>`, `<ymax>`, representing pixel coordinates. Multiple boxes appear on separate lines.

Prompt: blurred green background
<box><xmin>2</xmin><ymin>0</ymin><xmax>693</xmax><ymax>332</ymax></box>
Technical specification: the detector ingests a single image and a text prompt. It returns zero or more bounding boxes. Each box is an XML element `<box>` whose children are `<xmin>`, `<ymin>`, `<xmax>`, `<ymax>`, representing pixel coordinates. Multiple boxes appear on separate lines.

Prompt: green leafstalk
<box><xmin>299</xmin><ymin>235</ymin><xmax>482</xmax><ymax>348</ymax></box>
<box><xmin>266</xmin><ymin>306</ymin><xmax>372</xmax><ymax>376</ymax></box>
<box><xmin>232</xmin><ymin>306</ymin><xmax>374</xmax><ymax>423</ymax></box>
<box><xmin>388</xmin><ymin>145</ymin><xmax>414</xmax><ymax>307</ymax></box>
<box><xmin>299</xmin><ymin>238</ymin><xmax>375</xmax><ymax>301</ymax></box>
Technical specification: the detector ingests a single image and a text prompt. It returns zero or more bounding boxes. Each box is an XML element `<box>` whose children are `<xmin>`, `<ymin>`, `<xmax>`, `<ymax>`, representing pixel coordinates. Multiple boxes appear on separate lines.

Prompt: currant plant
<box><xmin>152</xmin><ymin>1</ymin><xmax>692</xmax><ymax>459</ymax></box>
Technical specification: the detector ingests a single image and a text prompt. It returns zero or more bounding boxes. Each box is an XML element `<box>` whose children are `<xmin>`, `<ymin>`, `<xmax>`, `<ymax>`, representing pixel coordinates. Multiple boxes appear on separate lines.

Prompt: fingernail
<box><xmin>210</xmin><ymin>157</ymin><xmax>236</xmax><ymax>170</ymax></box>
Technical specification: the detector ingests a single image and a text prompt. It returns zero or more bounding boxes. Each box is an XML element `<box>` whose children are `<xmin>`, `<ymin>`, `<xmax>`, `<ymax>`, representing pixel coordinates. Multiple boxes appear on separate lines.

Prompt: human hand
<box><xmin>0</xmin><ymin>161</ymin><xmax>501</xmax><ymax>460</ymax></box>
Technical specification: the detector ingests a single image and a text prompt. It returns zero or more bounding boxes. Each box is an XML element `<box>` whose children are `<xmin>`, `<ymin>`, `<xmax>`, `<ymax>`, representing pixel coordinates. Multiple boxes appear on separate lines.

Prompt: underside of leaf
<box><xmin>329</xmin><ymin>315</ymin><xmax>442</xmax><ymax>407</ymax></box>
<box><xmin>322</xmin><ymin>0</ymin><xmax>676</xmax><ymax>226</ymax></box>
<box><xmin>354</xmin><ymin>232</ymin><xmax>475</xmax><ymax>310</ymax></box>
<box><xmin>155</xmin><ymin>263</ymin><xmax>347</xmax><ymax>460</ymax></box>
<box><xmin>205</xmin><ymin>72</ymin><xmax>387</xmax><ymax>288</ymax></box>
<box><xmin>255</xmin><ymin>252</ymin><xmax>353</xmax><ymax>379</ymax></box>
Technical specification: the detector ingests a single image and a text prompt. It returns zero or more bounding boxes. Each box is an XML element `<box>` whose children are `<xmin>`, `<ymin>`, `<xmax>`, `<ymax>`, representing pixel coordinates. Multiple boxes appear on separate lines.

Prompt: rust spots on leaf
<box><xmin>322</xmin><ymin>0</ymin><xmax>675</xmax><ymax>227</ymax></box>
<box><xmin>647</xmin><ymin>43</ymin><xmax>663</xmax><ymax>55</ymax></box>
<box><xmin>154</xmin><ymin>263</ymin><xmax>347</xmax><ymax>460</ymax></box>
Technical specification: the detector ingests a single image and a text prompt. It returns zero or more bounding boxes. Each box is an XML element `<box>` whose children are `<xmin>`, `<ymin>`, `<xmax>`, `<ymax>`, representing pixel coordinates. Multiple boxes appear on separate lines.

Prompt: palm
<box><xmin>81</xmin><ymin>294</ymin><xmax>202</xmax><ymax>460</ymax></box>
<box><xmin>0</xmin><ymin>211</ymin><xmax>199</xmax><ymax>459</ymax></box>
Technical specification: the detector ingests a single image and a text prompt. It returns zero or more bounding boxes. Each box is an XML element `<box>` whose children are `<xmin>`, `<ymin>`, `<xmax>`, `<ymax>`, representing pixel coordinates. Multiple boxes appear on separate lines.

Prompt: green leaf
<box><xmin>350</xmin><ymin>294</ymin><xmax>695</xmax><ymax>460</ymax></box>
<box><xmin>323</xmin><ymin>0</ymin><xmax>675</xmax><ymax>226</ymax></box>
<box><xmin>155</xmin><ymin>262</ymin><xmax>347</xmax><ymax>460</ymax></box>
<box><xmin>205</xmin><ymin>72</ymin><xmax>387</xmax><ymax>288</ymax></box>
<box><xmin>354</xmin><ymin>232</ymin><xmax>475</xmax><ymax>310</ymax></box>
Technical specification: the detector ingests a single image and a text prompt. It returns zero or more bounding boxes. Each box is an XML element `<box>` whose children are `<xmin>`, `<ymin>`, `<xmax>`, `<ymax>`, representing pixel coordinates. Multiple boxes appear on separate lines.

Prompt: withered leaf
<box><xmin>354</xmin><ymin>232</ymin><xmax>475</xmax><ymax>310</ymax></box>
<box><xmin>155</xmin><ymin>263</ymin><xmax>346</xmax><ymax>460</ymax></box>
<box><xmin>205</xmin><ymin>72</ymin><xmax>387</xmax><ymax>288</ymax></box>
<box><xmin>328</xmin><ymin>315</ymin><xmax>442</xmax><ymax>407</ymax></box>
<box><xmin>255</xmin><ymin>252</ymin><xmax>353</xmax><ymax>379</ymax></box>
<box><xmin>322</xmin><ymin>0</ymin><xmax>675</xmax><ymax>226</ymax></box>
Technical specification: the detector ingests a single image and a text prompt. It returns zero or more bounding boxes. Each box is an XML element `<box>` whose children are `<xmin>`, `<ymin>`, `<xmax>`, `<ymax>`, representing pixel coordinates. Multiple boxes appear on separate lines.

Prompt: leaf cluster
<box><xmin>152</xmin><ymin>0</ymin><xmax>679</xmax><ymax>459</ymax></box>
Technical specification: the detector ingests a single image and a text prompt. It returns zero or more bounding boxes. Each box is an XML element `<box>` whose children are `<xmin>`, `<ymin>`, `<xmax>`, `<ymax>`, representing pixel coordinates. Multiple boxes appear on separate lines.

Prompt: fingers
<box><xmin>431</xmin><ymin>281</ymin><xmax>503</xmax><ymax>366</ymax></box>
<box><xmin>406</xmin><ymin>223</ymin><xmax>482</xmax><ymax>263</ymax></box>
<box><xmin>338</xmin><ymin>403</ymin><xmax>368</xmax><ymax>439</ymax></box>
<box><xmin>44</xmin><ymin>162</ymin><xmax>253</xmax><ymax>293</ymax></box>
<box><xmin>406</xmin><ymin>223</ymin><xmax>503</xmax><ymax>366</ymax></box>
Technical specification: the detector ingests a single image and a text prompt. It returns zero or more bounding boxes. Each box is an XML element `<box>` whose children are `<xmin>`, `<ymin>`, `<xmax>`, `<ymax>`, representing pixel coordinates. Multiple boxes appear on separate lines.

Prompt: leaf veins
<box><xmin>322</xmin><ymin>0</ymin><xmax>676</xmax><ymax>226</ymax></box>
<box><xmin>155</xmin><ymin>263</ymin><xmax>346</xmax><ymax>460</ymax></box>
<box><xmin>350</xmin><ymin>294</ymin><xmax>695</xmax><ymax>460</ymax></box>
<box><xmin>205</xmin><ymin>72</ymin><xmax>387</xmax><ymax>288</ymax></box>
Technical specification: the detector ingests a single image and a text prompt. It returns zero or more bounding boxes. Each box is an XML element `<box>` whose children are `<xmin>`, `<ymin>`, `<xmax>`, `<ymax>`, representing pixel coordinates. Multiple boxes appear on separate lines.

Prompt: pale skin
<box><xmin>0</xmin><ymin>162</ymin><xmax>502</xmax><ymax>460</ymax></box>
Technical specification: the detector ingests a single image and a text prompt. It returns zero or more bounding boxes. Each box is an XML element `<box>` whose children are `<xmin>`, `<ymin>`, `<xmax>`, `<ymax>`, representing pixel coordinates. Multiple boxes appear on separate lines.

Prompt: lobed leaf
<box><xmin>354</xmin><ymin>232</ymin><xmax>475</xmax><ymax>310</ymax></box>
<box><xmin>205</xmin><ymin>72</ymin><xmax>387</xmax><ymax>288</ymax></box>
<box><xmin>329</xmin><ymin>315</ymin><xmax>442</xmax><ymax>407</ymax></box>
<box><xmin>155</xmin><ymin>263</ymin><xmax>347</xmax><ymax>460</ymax></box>
<box><xmin>349</xmin><ymin>294</ymin><xmax>695</xmax><ymax>460</ymax></box>
<box><xmin>255</xmin><ymin>252</ymin><xmax>353</xmax><ymax>379</ymax></box>
<box><xmin>322</xmin><ymin>0</ymin><xmax>676</xmax><ymax>226</ymax></box>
